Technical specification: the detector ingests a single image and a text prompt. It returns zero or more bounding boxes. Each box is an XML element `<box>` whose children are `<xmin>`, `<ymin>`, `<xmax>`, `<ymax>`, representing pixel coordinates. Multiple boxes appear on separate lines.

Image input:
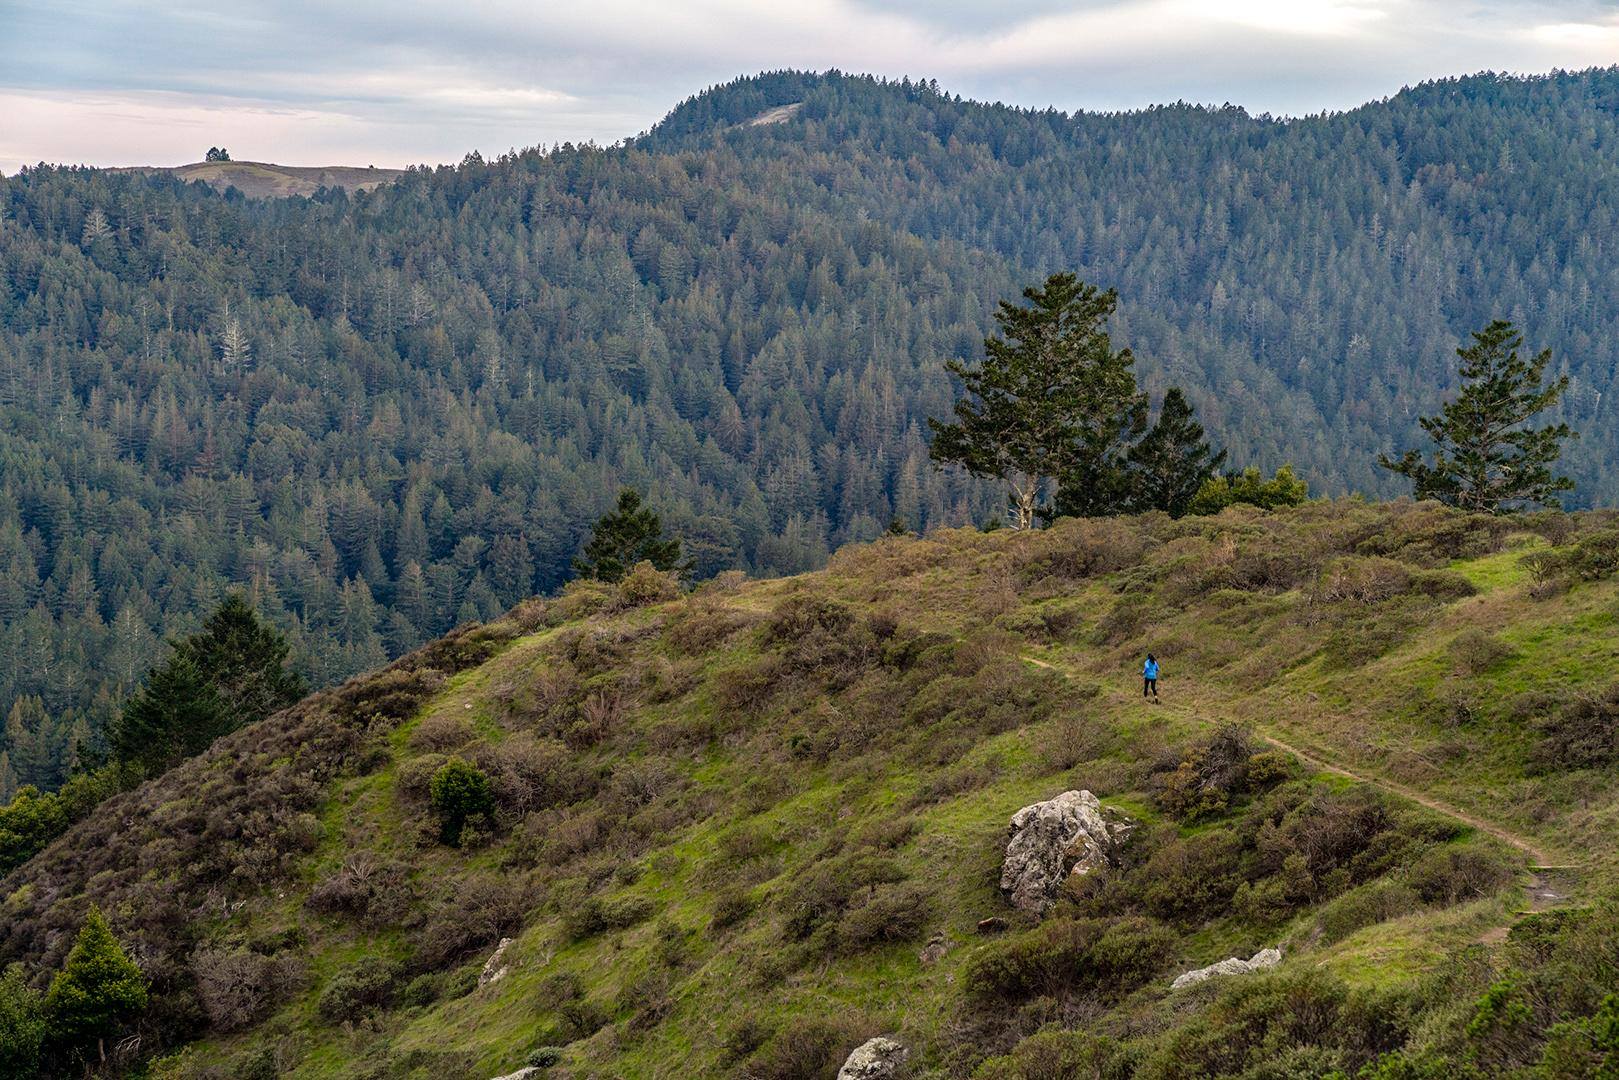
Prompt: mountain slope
<box><xmin>6</xmin><ymin>66</ymin><xmax>1619</xmax><ymax>819</ymax></box>
<box><xmin>4</xmin><ymin>500</ymin><xmax>1619</xmax><ymax>1078</ymax></box>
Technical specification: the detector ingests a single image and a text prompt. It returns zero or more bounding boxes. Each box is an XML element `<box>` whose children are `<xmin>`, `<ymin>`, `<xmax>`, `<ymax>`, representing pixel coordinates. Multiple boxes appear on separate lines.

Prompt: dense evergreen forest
<box><xmin>2</xmin><ymin>67</ymin><xmax>1617</xmax><ymax>794</ymax></box>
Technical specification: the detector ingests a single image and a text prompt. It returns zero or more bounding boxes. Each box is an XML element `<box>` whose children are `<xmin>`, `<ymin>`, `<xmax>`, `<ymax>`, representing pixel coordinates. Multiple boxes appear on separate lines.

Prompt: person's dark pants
<box><xmin>1144</xmin><ymin>677</ymin><xmax>1157</xmax><ymax>698</ymax></box>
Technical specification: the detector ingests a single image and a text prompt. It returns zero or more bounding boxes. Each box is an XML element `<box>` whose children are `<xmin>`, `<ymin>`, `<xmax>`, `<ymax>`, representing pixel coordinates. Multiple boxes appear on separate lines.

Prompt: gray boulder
<box><xmin>1000</xmin><ymin>790</ymin><xmax>1126</xmax><ymax>914</ymax></box>
<box><xmin>478</xmin><ymin>937</ymin><xmax>514</xmax><ymax>987</ymax></box>
<box><xmin>837</xmin><ymin>1035</ymin><xmax>908</xmax><ymax>1080</ymax></box>
<box><xmin>1171</xmin><ymin>947</ymin><xmax>1283</xmax><ymax>990</ymax></box>
<box><xmin>488</xmin><ymin>1069</ymin><xmax>538</xmax><ymax>1080</ymax></box>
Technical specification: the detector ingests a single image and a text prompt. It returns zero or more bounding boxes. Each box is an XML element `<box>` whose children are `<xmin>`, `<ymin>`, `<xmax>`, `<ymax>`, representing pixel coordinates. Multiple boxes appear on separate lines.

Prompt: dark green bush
<box><xmin>429</xmin><ymin>757</ymin><xmax>495</xmax><ymax>846</ymax></box>
<box><xmin>317</xmin><ymin>957</ymin><xmax>400</xmax><ymax>1024</ymax></box>
<box><xmin>965</xmin><ymin>916</ymin><xmax>1173</xmax><ymax>1002</ymax></box>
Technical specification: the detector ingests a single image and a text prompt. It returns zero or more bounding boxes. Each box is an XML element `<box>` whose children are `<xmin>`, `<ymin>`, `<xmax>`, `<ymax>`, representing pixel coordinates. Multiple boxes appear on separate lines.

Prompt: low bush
<box><xmin>1405</xmin><ymin>846</ymin><xmax>1515</xmax><ymax>905</ymax></box>
<box><xmin>1449</xmin><ymin>629</ymin><xmax>1514</xmax><ymax>676</ymax></box>
<box><xmin>1532</xmin><ymin>683</ymin><xmax>1619</xmax><ymax>771</ymax></box>
<box><xmin>1523</xmin><ymin>528</ymin><xmax>1619</xmax><ymax>593</ymax></box>
<box><xmin>1153</xmin><ymin>724</ymin><xmax>1284</xmax><ymax>821</ymax></box>
<box><xmin>965</xmin><ymin>916</ymin><xmax>1173</xmax><ymax>1002</ymax></box>
<box><xmin>564</xmin><ymin>893</ymin><xmax>656</xmax><ymax>940</ymax></box>
<box><xmin>741</xmin><ymin>1014</ymin><xmax>872</xmax><ymax>1080</ymax></box>
<box><xmin>835</xmin><ymin>882</ymin><xmax>933</xmax><ymax>950</ymax></box>
<box><xmin>317</xmin><ymin>957</ymin><xmax>400</xmax><ymax>1024</ymax></box>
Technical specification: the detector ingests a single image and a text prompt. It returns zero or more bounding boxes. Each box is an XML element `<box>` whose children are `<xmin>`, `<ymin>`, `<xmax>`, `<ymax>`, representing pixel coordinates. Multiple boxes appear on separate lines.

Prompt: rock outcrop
<box><xmin>488</xmin><ymin>1068</ymin><xmax>538</xmax><ymax>1080</ymax></box>
<box><xmin>1170</xmin><ymin>947</ymin><xmax>1283</xmax><ymax>990</ymax></box>
<box><xmin>479</xmin><ymin>937</ymin><xmax>514</xmax><ymax>987</ymax></box>
<box><xmin>1000</xmin><ymin>790</ymin><xmax>1127</xmax><ymax>913</ymax></box>
<box><xmin>837</xmin><ymin>1035</ymin><xmax>909</xmax><ymax>1080</ymax></box>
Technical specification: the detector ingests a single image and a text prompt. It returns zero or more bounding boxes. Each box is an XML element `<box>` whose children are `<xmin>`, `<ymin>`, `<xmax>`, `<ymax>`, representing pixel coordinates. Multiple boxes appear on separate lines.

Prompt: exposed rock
<box><xmin>918</xmin><ymin>932</ymin><xmax>948</xmax><ymax>965</ymax></box>
<box><xmin>478</xmin><ymin>937</ymin><xmax>514</xmax><ymax>987</ymax></box>
<box><xmin>976</xmin><ymin>917</ymin><xmax>1008</xmax><ymax>934</ymax></box>
<box><xmin>837</xmin><ymin>1036</ymin><xmax>908</xmax><ymax>1080</ymax></box>
<box><xmin>489</xmin><ymin>1069</ymin><xmax>538</xmax><ymax>1080</ymax></box>
<box><xmin>1171</xmin><ymin>947</ymin><xmax>1283</xmax><ymax>990</ymax></box>
<box><xmin>1000</xmin><ymin>790</ymin><xmax>1127</xmax><ymax>914</ymax></box>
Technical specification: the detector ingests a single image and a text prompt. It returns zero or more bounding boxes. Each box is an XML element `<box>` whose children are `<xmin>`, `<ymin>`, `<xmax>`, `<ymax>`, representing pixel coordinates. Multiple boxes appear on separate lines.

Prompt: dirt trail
<box><xmin>1019</xmin><ymin>653</ymin><xmax>1573</xmax><ymax>923</ymax></box>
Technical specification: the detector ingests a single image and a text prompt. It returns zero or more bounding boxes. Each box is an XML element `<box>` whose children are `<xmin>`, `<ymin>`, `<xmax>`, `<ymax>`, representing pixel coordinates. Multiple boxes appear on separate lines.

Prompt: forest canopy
<box><xmin>1</xmin><ymin>67</ymin><xmax>1615</xmax><ymax>792</ymax></box>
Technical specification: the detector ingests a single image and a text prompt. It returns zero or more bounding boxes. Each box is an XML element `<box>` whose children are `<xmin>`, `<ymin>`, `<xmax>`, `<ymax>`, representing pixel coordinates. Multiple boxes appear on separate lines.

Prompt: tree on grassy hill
<box><xmin>1127</xmin><ymin>388</ymin><xmax>1227</xmax><ymax>517</ymax></box>
<box><xmin>1380</xmin><ymin>320</ymin><xmax>1575</xmax><ymax>513</ymax></box>
<box><xmin>110</xmin><ymin>594</ymin><xmax>304</xmax><ymax>776</ymax></box>
<box><xmin>574</xmin><ymin>490</ymin><xmax>688</xmax><ymax>584</ymax></box>
<box><xmin>204</xmin><ymin>147</ymin><xmax>230</xmax><ymax>162</ymax></box>
<box><xmin>43</xmin><ymin>909</ymin><xmax>146</xmax><ymax>1069</ymax></box>
<box><xmin>931</xmin><ymin>273</ymin><xmax>1145</xmax><ymax>528</ymax></box>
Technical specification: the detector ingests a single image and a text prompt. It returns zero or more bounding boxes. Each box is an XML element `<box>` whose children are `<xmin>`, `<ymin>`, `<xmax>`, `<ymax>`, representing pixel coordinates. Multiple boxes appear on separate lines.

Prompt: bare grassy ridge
<box><xmin>108</xmin><ymin>161</ymin><xmax>405</xmax><ymax>198</ymax></box>
<box><xmin>4</xmin><ymin>500</ymin><xmax>1619</xmax><ymax>1078</ymax></box>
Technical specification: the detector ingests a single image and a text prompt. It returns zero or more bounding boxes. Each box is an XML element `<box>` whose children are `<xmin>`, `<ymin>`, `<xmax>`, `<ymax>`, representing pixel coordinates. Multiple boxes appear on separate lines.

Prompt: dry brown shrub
<box><xmin>307</xmin><ymin>853</ymin><xmax>416</xmax><ymax>925</ymax></box>
<box><xmin>192</xmin><ymin>946</ymin><xmax>303</xmax><ymax>1032</ymax></box>
<box><xmin>613</xmin><ymin>561</ymin><xmax>683</xmax><ymax>610</ymax></box>
<box><xmin>1314</xmin><ymin>556</ymin><xmax>1413</xmax><ymax>603</ymax></box>
<box><xmin>407</xmin><ymin>713</ymin><xmax>477</xmax><ymax>753</ymax></box>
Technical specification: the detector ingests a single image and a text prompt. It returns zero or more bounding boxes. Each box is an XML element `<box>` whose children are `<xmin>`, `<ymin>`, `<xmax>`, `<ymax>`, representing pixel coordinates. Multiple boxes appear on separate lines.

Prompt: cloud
<box><xmin>2</xmin><ymin>1</ymin><xmax>1618</xmax><ymax>173</ymax></box>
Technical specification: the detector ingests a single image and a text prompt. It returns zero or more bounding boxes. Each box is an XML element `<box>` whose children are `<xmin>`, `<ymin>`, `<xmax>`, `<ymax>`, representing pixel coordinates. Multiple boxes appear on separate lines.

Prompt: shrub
<box><xmin>965</xmin><ymin>916</ymin><xmax>1173</xmax><ymax>1002</ymax></box>
<box><xmin>742</xmin><ymin>1014</ymin><xmax>870</xmax><ymax>1080</ymax></box>
<box><xmin>191</xmin><ymin>946</ymin><xmax>298</xmax><ymax>1033</ymax></box>
<box><xmin>1450</xmin><ymin>629</ymin><xmax>1514</xmax><ymax>676</ymax></box>
<box><xmin>1153</xmin><ymin>725</ymin><xmax>1282</xmax><ymax>821</ymax></box>
<box><xmin>1532</xmin><ymin>683</ymin><xmax>1619</xmax><ymax>771</ymax></box>
<box><xmin>1315</xmin><ymin>556</ymin><xmax>1412</xmax><ymax>603</ymax></box>
<box><xmin>307</xmin><ymin>854</ymin><xmax>415</xmax><ymax>925</ymax></box>
<box><xmin>564</xmin><ymin>894</ymin><xmax>656</xmax><ymax>940</ymax></box>
<box><xmin>414</xmin><ymin>874</ymin><xmax>525</xmax><ymax>970</ymax></box>
<box><xmin>1406</xmin><ymin>846</ymin><xmax>1515</xmax><ymax>905</ymax></box>
<box><xmin>526</xmin><ymin>1045</ymin><xmax>564</xmax><ymax>1067</ymax></box>
<box><xmin>0</xmin><ymin>964</ymin><xmax>43</xmax><ymax>1078</ymax></box>
<box><xmin>1188</xmin><ymin>465</ymin><xmax>1309</xmax><ymax>515</ymax></box>
<box><xmin>613</xmin><ymin>561</ymin><xmax>683</xmax><ymax>609</ymax></box>
<box><xmin>1523</xmin><ymin>529</ymin><xmax>1619</xmax><ymax>592</ymax></box>
<box><xmin>317</xmin><ymin>957</ymin><xmax>399</xmax><ymax>1024</ymax></box>
<box><xmin>429</xmin><ymin>757</ymin><xmax>495</xmax><ymax>846</ymax></box>
<box><xmin>1316</xmin><ymin>880</ymin><xmax>1423</xmax><ymax>944</ymax></box>
<box><xmin>835</xmin><ymin>882</ymin><xmax>932</xmax><ymax>950</ymax></box>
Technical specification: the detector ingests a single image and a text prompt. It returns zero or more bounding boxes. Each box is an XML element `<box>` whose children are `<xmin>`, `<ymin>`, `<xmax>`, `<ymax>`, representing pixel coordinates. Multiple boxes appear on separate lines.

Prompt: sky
<box><xmin>3</xmin><ymin>0</ymin><xmax>1619</xmax><ymax>173</ymax></box>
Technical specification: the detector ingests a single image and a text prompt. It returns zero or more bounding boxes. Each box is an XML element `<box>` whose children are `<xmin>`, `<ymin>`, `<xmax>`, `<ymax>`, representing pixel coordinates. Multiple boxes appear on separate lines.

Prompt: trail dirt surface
<box><xmin>1019</xmin><ymin>653</ymin><xmax>1574</xmax><ymax>932</ymax></box>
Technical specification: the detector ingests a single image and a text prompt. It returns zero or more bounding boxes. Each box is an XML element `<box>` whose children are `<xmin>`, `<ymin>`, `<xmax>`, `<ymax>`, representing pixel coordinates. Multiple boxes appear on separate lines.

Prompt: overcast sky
<box><xmin>3</xmin><ymin>0</ymin><xmax>1619</xmax><ymax>173</ymax></box>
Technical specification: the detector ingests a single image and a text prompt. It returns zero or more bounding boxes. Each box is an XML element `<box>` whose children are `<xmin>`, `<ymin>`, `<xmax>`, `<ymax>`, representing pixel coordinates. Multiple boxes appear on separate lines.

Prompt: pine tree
<box><xmin>176</xmin><ymin>594</ymin><xmax>305</xmax><ymax>727</ymax></box>
<box><xmin>1126</xmin><ymin>388</ymin><xmax>1227</xmax><ymax>517</ymax></box>
<box><xmin>43</xmin><ymin>909</ymin><xmax>147</xmax><ymax>1068</ymax></box>
<box><xmin>929</xmin><ymin>273</ymin><xmax>1144</xmax><ymax>528</ymax></box>
<box><xmin>110</xmin><ymin>595</ymin><xmax>303</xmax><ymax>775</ymax></box>
<box><xmin>574</xmin><ymin>490</ymin><xmax>687</xmax><ymax>583</ymax></box>
<box><xmin>0</xmin><ymin>964</ymin><xmax>44</xmax><ymax>1079</ymax></box>
<box><xmin>109</xmin><ymin>653</ymin><xmax>226</xmax><ymax>775</ymax></box>
<box><xmin>1380</xmin><ymin>321</ymin><xmax>1575</xmax><ymax>513</ymax></box>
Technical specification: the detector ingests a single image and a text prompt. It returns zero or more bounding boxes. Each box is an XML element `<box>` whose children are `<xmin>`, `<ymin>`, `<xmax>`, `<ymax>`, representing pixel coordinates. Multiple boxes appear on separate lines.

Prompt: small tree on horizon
<box><xmin>574</xmin><ymin>489</ymin><xmax>688</xmax><ymax>583</ymax></box>
<box><xmin>204</xmin><ymin>147</ymin><xmax>230</xmax><ymax>162</ymax></box>
<box><xmin>929</xmin><ymin>272</ymin><xmax>1144</xmax><ymax>528</ymax></box>
<box><xmin>1380</xmin><ymin>320</ymin><xmax>1574</xmax><ymax>513</ymax></box>
<box><xmin>1126</xmin><ymin>387</ymin><xmax>1227</xmax><ymax>517</ymax></box>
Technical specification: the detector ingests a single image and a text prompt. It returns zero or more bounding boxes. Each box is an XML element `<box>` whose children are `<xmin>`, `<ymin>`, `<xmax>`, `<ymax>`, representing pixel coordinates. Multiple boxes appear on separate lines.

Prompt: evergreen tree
<box><xmin>109</xmin><ymin>653</ymin><xmax>227</xmax><ymax>776</ymax></box>
<box><xmin>930</xmin><ymin>273</ymin><xmax>1144</xmax><ymax>528</ymax></box>
<box><xmin>1126</xmin><ymin>388</ymin><xmax>1227</xmax><ymax>517</ymax></box>
<box><xmin>42</xmin><ymin>909</ymin><xmax>146</xmax><ymax>1068</ymax></box>
<box><xmin>176</xmin><ymin>594</ymin><xmax>305</xmax><ymax>728</ymax></box>
<box><xmin>1380</xmin><ymin>321</ymin><xmax>1575</xmax><ymax>513</ymax></box>
<box><xmin>428</xmin><ymin>757</ymin><xmax>494</xmax><ymax>846</ymax></box>
<box><xmin>574</xmin><ymin>490</ymin><xmax>687</xmax><ymax>583</ymax></box>
<box><xmin>0</xmin><ymin>964</ymin><xmax>43</xmax><ymax>1079</ymax></box>
<box><xmin>109</xmin><ymin>594</ymin><xmax>303</xmax><ymax>776</ymax></box>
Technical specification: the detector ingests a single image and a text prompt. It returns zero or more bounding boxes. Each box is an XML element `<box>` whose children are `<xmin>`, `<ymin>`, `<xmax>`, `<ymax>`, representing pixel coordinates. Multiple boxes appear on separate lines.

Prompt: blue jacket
<box><xmin>1144</xmin><ymin>659</ymin><xmax>1159</xmax><ymax>679</ymax></box>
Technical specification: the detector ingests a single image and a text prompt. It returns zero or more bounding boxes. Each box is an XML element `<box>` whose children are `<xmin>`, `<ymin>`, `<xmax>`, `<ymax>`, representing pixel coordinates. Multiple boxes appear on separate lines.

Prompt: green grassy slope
<box><xmin>5</xmin><ymin>500</ymin><xmax>1619</xmax><ymax>1079</ymax></box>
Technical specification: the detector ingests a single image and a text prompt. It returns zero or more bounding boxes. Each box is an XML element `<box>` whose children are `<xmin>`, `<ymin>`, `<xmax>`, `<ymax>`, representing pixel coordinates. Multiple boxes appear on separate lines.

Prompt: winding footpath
<box><xmin>1019</xmin><ymin>652</ymin><xmax>1574</xmax><ymax>924</ymax></box>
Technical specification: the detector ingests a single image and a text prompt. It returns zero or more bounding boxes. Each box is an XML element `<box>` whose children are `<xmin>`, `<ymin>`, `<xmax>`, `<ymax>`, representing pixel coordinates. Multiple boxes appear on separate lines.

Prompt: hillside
<box><xmin>108</xmin><ymin>161</ymin><xmax>406</xmax><ymax>198</ymax></box>
<box><xmin>3</xmin><ymin>500</ymin><xmax>1619</xmax><ymax>1078</ymax></box>
<box><xmin>6</xmin><ymin>66</ymin><xmax>1619</xmax><ymax>804</ymax></box>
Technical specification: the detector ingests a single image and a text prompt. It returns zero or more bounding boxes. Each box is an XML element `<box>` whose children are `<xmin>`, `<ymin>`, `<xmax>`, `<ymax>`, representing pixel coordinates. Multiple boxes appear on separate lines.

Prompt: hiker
<box><xmin>1143</xmin><ymin>653</ymin><xmax>1159</xmax><ymax>700</ymax></box>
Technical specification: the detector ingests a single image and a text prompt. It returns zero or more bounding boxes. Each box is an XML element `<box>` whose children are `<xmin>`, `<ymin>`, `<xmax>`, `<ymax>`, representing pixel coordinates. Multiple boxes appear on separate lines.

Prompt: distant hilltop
<box><xmin>108</xmin><ymin>159</ymin><xmax>406</xmax><ymax>197</ymax></box>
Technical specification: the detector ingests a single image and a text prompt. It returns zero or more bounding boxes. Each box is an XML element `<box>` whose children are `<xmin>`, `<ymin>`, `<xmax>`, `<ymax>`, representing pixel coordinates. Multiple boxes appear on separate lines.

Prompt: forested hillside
<box><xmin>3</xmin><ymin>68</ymin><xmax>1619</xmax><ymax>793</ymax></box>
<box><xmin>4</xmin><ymin>501</ymin><xmax>1619</xmax><ymax>1078</ymax></box>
